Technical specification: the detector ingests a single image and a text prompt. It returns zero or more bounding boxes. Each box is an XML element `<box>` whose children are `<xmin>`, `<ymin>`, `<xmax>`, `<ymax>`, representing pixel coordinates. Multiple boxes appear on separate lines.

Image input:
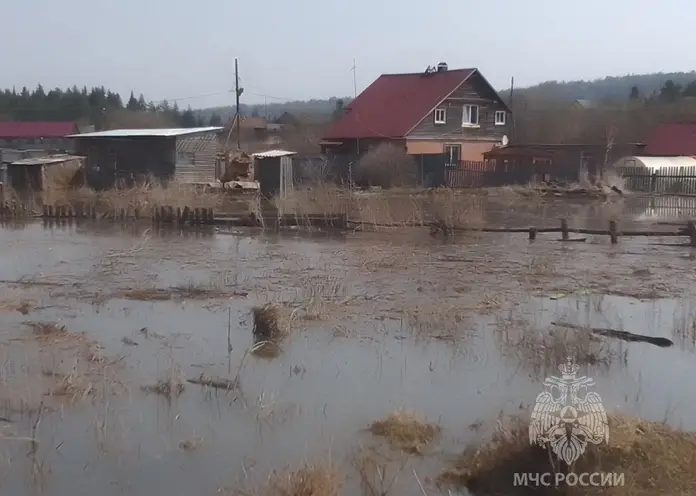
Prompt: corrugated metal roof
<box><xmin>10</xmin><ymin>154</ymin><xmax>82</xmax><ymax>166</ymax></box>
<box><xmin>322</xmin><ymin>68</ymin><xmax>476</xmax><ymax>140</ymax></box>
<box><xmin>644</xmin><ymin>123</ymin><xmax>696</xmax><ymax>156</ymax></box>
<box><xmin>0</xmin><ymin>121</ymin><xmax>77</xmax><ymax>138</ymax></box>
<box><xmin>615</xmin><ymin>155</ymin><xmax>696</xmax><ymax>171</ymax></box>
<box><xmin>66</xmin><ymin>127</ymin><xmax>223</xmax><ymax>138</ymax></box>
<box><xmin>252</xmin><ymin>150</ymin><xmax>297</xmax><ymax>158</ymax></box>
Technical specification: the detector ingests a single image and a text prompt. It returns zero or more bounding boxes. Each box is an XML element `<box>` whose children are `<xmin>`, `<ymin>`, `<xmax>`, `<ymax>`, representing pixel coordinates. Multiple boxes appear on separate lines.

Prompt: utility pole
<box><xmin>509</xmin><ymin>76</ymin><xmax>515</xmax><ymax>142</ymax></box>
<box><xmin>351</xmin><ymin>58</ymin><xmax>357</xmax><ymax>98</ymax></box>
<box><xmin>235</xmin><ymin>57</ymin><xmax>241</xmax><ymax>151</ymax></box>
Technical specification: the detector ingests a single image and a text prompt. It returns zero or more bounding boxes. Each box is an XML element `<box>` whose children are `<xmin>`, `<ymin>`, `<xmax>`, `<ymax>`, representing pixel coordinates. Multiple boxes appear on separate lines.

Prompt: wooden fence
<box><xmin>618</xmin><ymin>166</ymin><xmax>696</xmax><ymax>194</ymax></box>
<box><xmin>445</xmin><ymin>161</ymin><xmax>488</xmax><ymax>188</ymax></box>
<box><xmin>30</xmin><ymin>203</ymin><xmax>696</xmax><ymax>244</ymax></box>
<box><xmin>426</xmin><ymin>217</ymin><xmax>696</xmax><ymax>245</ymax></box>
<box><xmin>0</xmin><ymin>201</ymin><xmax>28</xmax><ymax>220</ymax></box>
<box><xmin>42</xmin><ymin>204</ymin><xmax>216</xmax><ymax>226</ymax></box>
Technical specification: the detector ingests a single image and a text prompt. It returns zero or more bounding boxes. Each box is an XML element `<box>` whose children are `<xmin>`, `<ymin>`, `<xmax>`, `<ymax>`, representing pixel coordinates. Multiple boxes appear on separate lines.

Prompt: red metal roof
<box><xmin>323</xmin><ymin>68</ymin><xmax>476</xmax><ymax>140</ymax></box>
<box><xmin>0</xmin><ymin>121</ymin><xmax>77</xmax><ymax>139</ymax></box>
<box><xmin>644</xmin><ymin>123</ymin><xmax>696</xmax><ymax>156</ymax></box>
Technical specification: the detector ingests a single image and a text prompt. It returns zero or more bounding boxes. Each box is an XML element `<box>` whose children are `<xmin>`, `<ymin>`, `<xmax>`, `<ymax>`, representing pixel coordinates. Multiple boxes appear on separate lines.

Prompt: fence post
<box><xmin>650</xmin><ymin>171</ymin><xmax>657</xmax><ymax>193</ymax></box>
<box><xmin>609</xmin><ymin>220</ymin><xmax>618</xmax><ymax>244</ymax></box>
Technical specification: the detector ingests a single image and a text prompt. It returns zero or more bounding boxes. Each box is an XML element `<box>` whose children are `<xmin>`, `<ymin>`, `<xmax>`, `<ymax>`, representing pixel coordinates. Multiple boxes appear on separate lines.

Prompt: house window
<box><xmin>444</xmin><ymin>144</ymin><xmax>461</xmax><ymax>167</ymax></box>
<box><xmin>462</xmin><ymin>105</ymin><xmax>479</xmax><ymax>127</ymax></box>
<box><xmin>434</xmin><ymin>108</ymin><xmax>446</xmax><ymax>125</ymax></box>
<box><xmin>495</xmin><ymin>111</ymin><xmax>506</xmax><ymax>126</ymax></box>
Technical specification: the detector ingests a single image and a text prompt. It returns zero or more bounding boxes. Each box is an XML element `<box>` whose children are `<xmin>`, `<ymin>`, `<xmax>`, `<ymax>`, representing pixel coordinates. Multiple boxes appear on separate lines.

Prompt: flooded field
<box><xmin>2</xmin><ymin>194</ymin><xmax>696</xmax><ymax>495</ymax></box>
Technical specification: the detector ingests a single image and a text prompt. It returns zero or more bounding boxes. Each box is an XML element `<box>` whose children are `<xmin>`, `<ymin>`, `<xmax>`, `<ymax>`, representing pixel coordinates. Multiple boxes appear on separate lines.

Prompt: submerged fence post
<box><xmin>689</xmin><ymin>221</ymin><xmax>696</xmax><ymax>247</ymax></box>
<box><xmin>609</xmin><ymin>220</ymin><xmax>618</xmax><ymax>244</ymax></box>
<box><xmin>560</xmin><ymin>219</ymin><xmax>569</xmax><ymax>241</ymax></box>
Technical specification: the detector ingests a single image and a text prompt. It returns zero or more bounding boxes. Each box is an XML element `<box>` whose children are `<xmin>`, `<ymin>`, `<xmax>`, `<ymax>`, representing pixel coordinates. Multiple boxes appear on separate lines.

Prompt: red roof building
<box><xmin>321</xmin><ymin>64</ymin><xmax>512</xmax><ymax>162</ymax></box>
<box><xmin>0</xmin><ymin>121</ymin><xmax>78</xmax><ymax>139</ymax></box>
<box><xmin>324</xmin><ymin>68</ymin><xmax>476</xmax><ymax>140</ymax></box>
<box><xmin>644</xmin><ymin>123</ymin><xmax>696</xmax><ymax>156</ymax></box>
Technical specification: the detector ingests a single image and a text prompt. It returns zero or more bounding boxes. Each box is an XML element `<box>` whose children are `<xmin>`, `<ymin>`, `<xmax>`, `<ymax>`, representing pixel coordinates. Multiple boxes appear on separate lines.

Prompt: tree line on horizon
<box><xmin>0</xmin><ymin>85</ymin><xmax>225</xmax><ymax>129</ymax></box>
<box><xmin>513</xmin><ymin>76</ymin><xmax>696</xmax><ymax>144</ymax></box>
<box><xmin>4</xmin><ymin>71</ymin><xmax>696</xmax><ymax>146</ymax></box>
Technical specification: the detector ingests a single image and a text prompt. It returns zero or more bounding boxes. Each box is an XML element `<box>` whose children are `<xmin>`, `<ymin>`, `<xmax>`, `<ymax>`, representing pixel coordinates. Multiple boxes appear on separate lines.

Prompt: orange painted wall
<box><xmin>406</xmin><ymin>140</ymin><xmax>497</xmax><ymax>161</ymax></box>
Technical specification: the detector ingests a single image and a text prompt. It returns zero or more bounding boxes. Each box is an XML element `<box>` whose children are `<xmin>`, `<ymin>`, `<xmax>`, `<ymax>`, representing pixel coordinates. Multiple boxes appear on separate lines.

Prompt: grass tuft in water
<box><xmin>369</xmin><ymin>410</ymin><xmax>441</xmax><ymax>455</ymax></box>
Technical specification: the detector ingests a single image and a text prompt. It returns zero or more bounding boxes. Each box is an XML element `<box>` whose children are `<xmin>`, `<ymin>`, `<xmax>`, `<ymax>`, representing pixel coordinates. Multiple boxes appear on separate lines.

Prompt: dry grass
<box><xmin>274</xmin><ymin>186</ymin><xmax>350</xmax><ymax>220</ymax></box>
<box><xmin>44</xmin><ymin>368</ymin><xmax>96</xmax><ymax>399</ymax></box>
<box><xmin>141</xmin><ymin>377</ymin><xmax>186</xmax><ymax>399</ymax></box>
<box><xmin>252</xmin><ymin>304</ymin><xmax>289</xmax><ymax>343</ymax></box>
<box><xmin>42</xmin><ymin>161</ymin><xmax>85</xmax><ymax>204</ymax></box>
<box><xmin>495</xmin><ymin>317</ymin><xmax>623</xmax><ymax>379</ymax></box>
<box><xmin>429</xmin><ymin>188</ymin><xmax>485</xmax><ymax>233</ymax></box>
<box><xmin>42</xmin><ymin>177</ymin><xmax>225</xmax><ymax>217</ymax></box>
<box><xmin>353</xmin><ymin>143</ymin><xmax>419</xmax><ymax>188</ymax></box>
<box><xmin>352</xmin><ymin>446</ymin><xmax>408</xmax><ymax>496</ymax></box>
<box><xmin>25</xmin><ymin>321</ymin><xmax>69</xmax><ymax>340</ymax></box>
<box><xmin>369</xmin><ymin>410</ymin><xmax>441</xmax><ymax>454</ymax></box>
<box><xmin>266</xmin><ymin>462</ymin><xmax>343</xmax><ymax>496</ymax></box>
<box><xmin>402</xmin><ymin>304</ymin><xmax>469</xmax><ymax>339</ymax></box>
<box><xmin>439</xmin><ymin>414</ymin><xmax>696</xmax><ymax>495</ymax></box>
<box><xmin>274</xmin><ymin>185</ymin><xmax>489</xmax><ymax>232</ymax></box>
<box><xmin>116</xmin><ymin>285</ymin><xmax>231</xmax><ymax>302</ymax></box>
<box><xmin>0</xmin><ymin>300</ymin><xmax>32</xmax><ymax>315</ymax></box>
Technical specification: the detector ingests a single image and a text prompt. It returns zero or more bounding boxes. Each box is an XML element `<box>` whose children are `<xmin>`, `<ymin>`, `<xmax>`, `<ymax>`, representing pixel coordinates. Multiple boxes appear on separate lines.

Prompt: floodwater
<box><xmin>3</xmin><ymin>195</ymin><xmax>696</xmax><ymax>495</ymax></box>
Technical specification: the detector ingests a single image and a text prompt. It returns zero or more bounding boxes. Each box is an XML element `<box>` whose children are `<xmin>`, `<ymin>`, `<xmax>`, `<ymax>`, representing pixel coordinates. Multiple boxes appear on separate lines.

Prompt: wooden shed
<box><xmin>7</xmin><ymin>154</ymin><xmax>84</xmax><ymax>191</ymax></box>
<box><xmin>252</xmin><ymin>150</ymin><xmax>296</xmax><ymax>198</ymax></box>
<box><xmin>68</xmin><ymin>127</ymin><xmax>223</xmax><ymax>189</ymax></box>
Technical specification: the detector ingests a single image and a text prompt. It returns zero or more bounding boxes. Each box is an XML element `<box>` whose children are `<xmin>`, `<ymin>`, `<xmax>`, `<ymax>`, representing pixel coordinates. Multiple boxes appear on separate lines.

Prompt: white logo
<box><xmin>529</xmin><ymin>357</ymin><xmax>609</xmax><ymax>465</ymax></box>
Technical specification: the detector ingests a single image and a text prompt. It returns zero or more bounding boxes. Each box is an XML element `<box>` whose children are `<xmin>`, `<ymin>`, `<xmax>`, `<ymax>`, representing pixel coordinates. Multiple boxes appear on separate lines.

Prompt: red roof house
<box><xmin>321</xmin><ymin>64</ymin><xmax>512</xmax><ymax>161</ymax></box>
<box><xmin>644</xmin><ymin>123</ymin><xmax>696</xmax><ymax>156</ymax></box>
<box><xmin>0</xmin><ymin>121</ymin><xmax>78</xmax><ymax>140</ymax></box>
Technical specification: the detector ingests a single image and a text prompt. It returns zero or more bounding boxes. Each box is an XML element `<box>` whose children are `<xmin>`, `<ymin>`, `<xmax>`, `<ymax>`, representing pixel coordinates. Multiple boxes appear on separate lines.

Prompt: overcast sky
<box><xmin>3</xmin><ymin>0</ymin><xmax>694</xmax><ymax>108</ymax></box>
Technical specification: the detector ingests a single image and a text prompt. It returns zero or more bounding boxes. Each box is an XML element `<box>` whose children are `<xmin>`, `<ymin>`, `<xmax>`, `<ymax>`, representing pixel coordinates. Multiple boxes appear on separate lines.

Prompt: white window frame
<box><xmin>495</xmin><ymin>110</ymin><xmax>506</xmax><ymax>126</ymax></box>
<box><xmin>462</xmin><ymin>104</ymin><xmax>480</xmax><ymax>127</ymax></box>
<box><xmin>434</xmin><ymin>108</ymin><xmax>446</xmax><ymax>125</ymax></box>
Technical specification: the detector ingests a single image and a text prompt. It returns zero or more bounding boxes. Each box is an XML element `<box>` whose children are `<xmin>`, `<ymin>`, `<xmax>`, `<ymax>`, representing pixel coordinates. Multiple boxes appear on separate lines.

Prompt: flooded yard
<box><xmin>2</xmin><ymin>194</ymin><xmax>696</xmax><ymax>495</ymax></box>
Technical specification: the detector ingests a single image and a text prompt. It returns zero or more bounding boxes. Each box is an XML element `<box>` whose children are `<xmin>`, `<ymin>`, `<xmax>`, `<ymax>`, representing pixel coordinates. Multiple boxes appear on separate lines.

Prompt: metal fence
<box><xmin>617</xmin><ymin>166</ymin><xmax>696</xmax><ymax>194</ymax></box>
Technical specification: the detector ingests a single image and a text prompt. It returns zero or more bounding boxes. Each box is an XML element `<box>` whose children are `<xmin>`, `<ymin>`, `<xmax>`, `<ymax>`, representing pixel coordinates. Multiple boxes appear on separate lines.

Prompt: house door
<box><xmin>444</xmin><ymin>144</ymin><xmax>461</xmax><ymax>168</ymax></box>
<box><xmin>279</xmin><ymin>156</ymin><xmax>293</xmax><ymax>198</ymax></box>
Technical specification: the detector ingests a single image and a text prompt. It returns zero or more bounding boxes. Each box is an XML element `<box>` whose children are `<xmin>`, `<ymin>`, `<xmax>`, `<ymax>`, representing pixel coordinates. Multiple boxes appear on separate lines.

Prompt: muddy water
<box><xmin>2</xmin><ymin>207</ymin><xmax>696</xmax><ymax>495</ymax></box>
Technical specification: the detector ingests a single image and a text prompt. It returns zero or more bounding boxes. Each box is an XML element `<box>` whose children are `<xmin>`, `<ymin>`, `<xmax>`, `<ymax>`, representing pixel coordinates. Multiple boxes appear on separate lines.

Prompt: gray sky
<box><xmin>4</xmin><ymin>0</ymin><xmax>693</xmax><ymax>108</ymax></box>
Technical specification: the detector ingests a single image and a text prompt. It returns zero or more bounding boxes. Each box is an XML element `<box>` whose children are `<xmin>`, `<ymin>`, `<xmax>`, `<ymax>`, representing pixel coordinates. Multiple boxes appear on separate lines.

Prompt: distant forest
<box><xmin>0</xmin><ymin>85</ymin><xmax>225</xmax><ymax>129</ymax></box>
<box><xmin>195</xmin><ymin>97</ymin><xmax>354</xmax><ymax>123</ymax></box>
<box><xmin>200</xmin><ymin>71</ymin><xmax>696</xmax><ymax>120</ymax></box>
<box><xmin>504</xmin><ymin>71</ymin><xmax>696</xmax><ymax>102</ymax></box>
<box><xmin>3</xmin><ymin>70</ymin><xmax>696</xmax><ymax>144</ymax></box>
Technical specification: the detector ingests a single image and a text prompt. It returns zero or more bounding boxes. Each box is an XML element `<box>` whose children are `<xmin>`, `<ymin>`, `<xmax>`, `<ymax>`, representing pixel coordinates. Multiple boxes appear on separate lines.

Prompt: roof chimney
<box><xmin>437</xmin><ymin>62</ymin><xmax>448</xmax><ymax>73</ymax></box>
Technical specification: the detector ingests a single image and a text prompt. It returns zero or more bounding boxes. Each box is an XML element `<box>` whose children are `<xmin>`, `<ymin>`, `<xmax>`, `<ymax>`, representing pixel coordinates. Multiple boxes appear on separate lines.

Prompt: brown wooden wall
<box><xmin>75</xmin><ymin>137</ymin><xmax>176</xmax><ymax>189</ymax></box>
<box><xmin>408</xmin><ymin>71</ymin><xmax>510</xmax><ymax>142</ymax></box>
